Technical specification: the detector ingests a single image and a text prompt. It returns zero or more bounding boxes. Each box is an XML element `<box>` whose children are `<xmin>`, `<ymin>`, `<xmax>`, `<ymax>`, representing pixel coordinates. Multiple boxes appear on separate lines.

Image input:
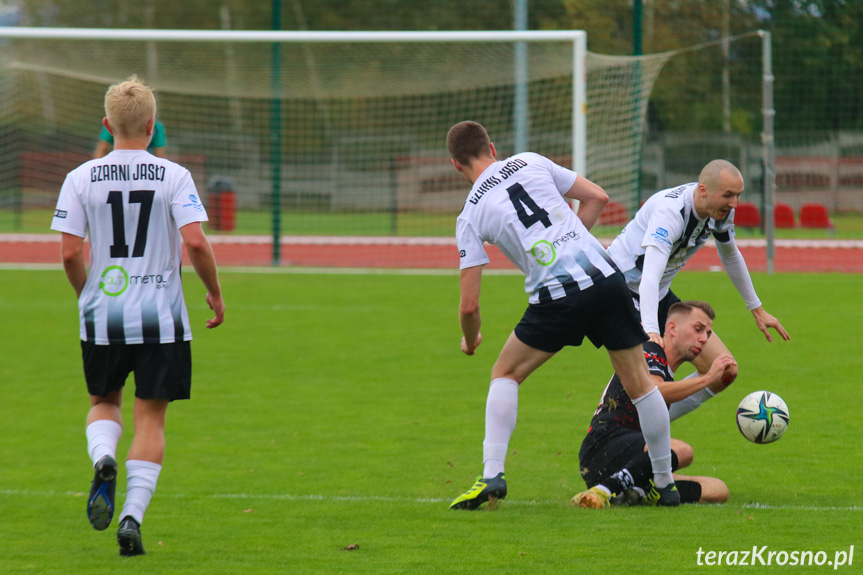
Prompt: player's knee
<box><xmin>89</xmin><ymin>391</ymin><xmax>122</xmax><ymax>408</ymax></box>
<box><xmin>700</xmin><ymin>478</ymin><xmax>729</xmax><ymax>504</ymax></box>
<box><xmin>675</xmin><ymin>444</ymin><xmax>694</xmax><ymax>468</ymax></box>
<box><xmin>489</xmin><ymin>366</ymin><xmax>525</xmax><ymax>385</ymax></box>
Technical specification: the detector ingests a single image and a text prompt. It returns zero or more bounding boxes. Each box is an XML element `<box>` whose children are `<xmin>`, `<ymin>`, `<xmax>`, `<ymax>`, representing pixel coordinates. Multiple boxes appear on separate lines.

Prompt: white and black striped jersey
<box><xmin>51</xmin><ymin>150</ymin><xmax>208</xmax><ymax>345</ymax></box>
<box><xmin>456</xmin><ymin>152</ymin><xmax>618</xmax><ymax>304</ymax></box>
<box><xmin>606</xmin><ymin>182</ymin><xmax>735</xmax><ymax>298</ymax></box>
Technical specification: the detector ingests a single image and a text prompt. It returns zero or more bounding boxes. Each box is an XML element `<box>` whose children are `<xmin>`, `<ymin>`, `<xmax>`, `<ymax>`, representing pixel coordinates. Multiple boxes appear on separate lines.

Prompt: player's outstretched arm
<box><xmin>639</xmin><ymin>245</ymin><xmax>668</xmax><ymax>341</ymax></box>
<box><xmin>658</xmin><ymin>354</ymin><xmax>736</xmax><ymax>404</ymax></box>
<box><xmin>564</xmin><ymin>176</ymin><xmax>608</xmax><ymax>230</ymax></box>
<box><xmin>751</xmin><ymin>306</ymin><xmax>790</xmax><ymax>343</ymax></box>
<box><xmin>179</xmin><ymin>222</ymin><xmax>224</xmax><ymax>329</ymax></box>
<box><xmin>458</xmin><ymin>265</ymin><xmax>483</xmax><ymax>355</ymax></box>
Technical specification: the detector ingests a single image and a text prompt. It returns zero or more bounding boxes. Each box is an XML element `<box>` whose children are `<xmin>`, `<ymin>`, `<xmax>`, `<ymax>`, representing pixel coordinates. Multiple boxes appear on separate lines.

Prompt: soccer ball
<box><xmin>736</xmin><ymin>391</ymin><xmax>789</xmax><ymax>444</ymax></box>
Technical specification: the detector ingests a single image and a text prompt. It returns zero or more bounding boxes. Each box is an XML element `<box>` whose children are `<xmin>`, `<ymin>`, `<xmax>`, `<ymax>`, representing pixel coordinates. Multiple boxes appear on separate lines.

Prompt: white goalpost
<box><xmin>0</xmin><ymin>27</ymin><xmax>665</xmax><ymax>267</ymax></box>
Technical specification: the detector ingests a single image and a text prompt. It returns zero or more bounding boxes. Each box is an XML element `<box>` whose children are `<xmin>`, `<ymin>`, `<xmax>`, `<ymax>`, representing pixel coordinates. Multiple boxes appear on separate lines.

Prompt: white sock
<box><xmin>482</xmin><ymin>378</ymin><xmax>519</xmax><ymax>478</ymax></box>
<box><xmin>86</xmin><ymin>420</ymin><xmax>123</xmax><ymax>466</ymax></box>
<box><xmin>120</xmin><ymin>460</ymin><xmax>162</xmax><ymax>526</ymax></box>
<box><xmin>668</xmin><ymin>375</ymin><xmax>717</xmax><ymax>421</ymax></box>
<box><xmin>631</xmin><ymin>386</ymin><xmax>674</xmax><ymax>488</ymax></box>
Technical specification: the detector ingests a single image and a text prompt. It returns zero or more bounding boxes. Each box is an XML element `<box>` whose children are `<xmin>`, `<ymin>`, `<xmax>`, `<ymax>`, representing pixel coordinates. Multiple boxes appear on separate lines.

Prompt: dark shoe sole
<box><xmin>88</xmin><ymin>456</ymin><xmax>117</xmax><ymax>531</ymax></box>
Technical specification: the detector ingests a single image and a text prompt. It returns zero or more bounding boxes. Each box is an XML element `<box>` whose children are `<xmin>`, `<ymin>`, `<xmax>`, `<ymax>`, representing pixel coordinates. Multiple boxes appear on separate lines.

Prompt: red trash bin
<box><xmin>207</xmin><ymin>176</ymin><xmax>237</xmax><ymax>232</ymax></box>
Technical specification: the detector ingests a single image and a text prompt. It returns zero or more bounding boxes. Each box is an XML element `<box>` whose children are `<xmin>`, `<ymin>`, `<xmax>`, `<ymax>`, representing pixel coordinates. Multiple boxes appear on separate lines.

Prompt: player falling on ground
<box><xmin>447</xmin><ymin>121</ymin><xmax>679</xmax><ymax>510</ymax></box>
<box><xmin>51</xmin><ymin>76</ymin><xmax>224</xmax><ymax>556</ymax></box>
<box><xmin>574</xmin><ymin>301</ymin><xmax>734</xmax><ymax>508</ymax></box>
<box><xmin>606</xmin><ymin>159</ymin><xmax>789</xmax><ymax>415</ymax></box>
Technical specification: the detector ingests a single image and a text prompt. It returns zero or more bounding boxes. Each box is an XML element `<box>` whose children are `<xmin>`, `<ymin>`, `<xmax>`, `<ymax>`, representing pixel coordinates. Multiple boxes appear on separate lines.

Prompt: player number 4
<box><xmin>507</xmin><ymin>183</ymin><xmax>551</xmax><ymax>229</ymax></box>
<box><xmin>107</xmin><ymin>190</ymin><xmax>155</xmax><ymax>258</ymax></box>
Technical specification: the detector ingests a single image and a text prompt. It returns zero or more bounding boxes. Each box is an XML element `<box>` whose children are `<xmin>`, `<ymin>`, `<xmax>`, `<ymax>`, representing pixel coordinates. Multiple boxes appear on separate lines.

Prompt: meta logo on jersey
<box><xmin>532</xmin><ymin>240</ymin><xmax>556</xmax><ymax>266</ymax></box>
<box><xmin>99</xmin><ymin>265</ymin><xmax>168</xmax><ymax>296</ymax></box>
<box><xmin>100</xmin><ymin>265</ymin><xmax>129</xmax><ymax>297</ymax></box>
<box><xmin>552</xmin><ymin>229</ymin><xmax>581</xmax><ymax>250</ymax></box>
<box><xmin>651</xmin><ymin>227</ymin><xmax>672</xmax><ymax>247</ymax></box>
<box><xmin>183</xmin><ymin>194</ymin><xmax>205</xmax><ymax>212</ymax></box>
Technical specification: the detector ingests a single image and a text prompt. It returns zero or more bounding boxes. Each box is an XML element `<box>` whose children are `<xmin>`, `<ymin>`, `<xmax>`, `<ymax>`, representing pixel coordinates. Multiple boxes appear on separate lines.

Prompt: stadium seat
<box><xmin>734</xmin><ymin>201</ymin><xmax>761</xmax><ymax>228</ymax></box>
<box><xmin>799</xmin><ymin>203</ymin><xmax>833</xmax><ymax>229</ymax></box>
<box><xmin>774</xmin><ymin>203</ymin><xmax>796</xmax><ymax>228</ymax></box>
<box><xmin>598</xmin><ymin>201</ymin><xmax>628</xmax><ymax>226</ymax></box>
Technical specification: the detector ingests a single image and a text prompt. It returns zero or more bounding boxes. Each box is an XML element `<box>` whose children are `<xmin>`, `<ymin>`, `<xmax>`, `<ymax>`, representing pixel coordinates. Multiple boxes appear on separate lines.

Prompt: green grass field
<box><xmin>3</xmin><ymin>207</ymin><xmax>863</xmax><ymax>239</ymax></box>
<box><xmin>1</xmin><ymin>269</ymin><xmax>861</xmax><ymax>574</ymax></box>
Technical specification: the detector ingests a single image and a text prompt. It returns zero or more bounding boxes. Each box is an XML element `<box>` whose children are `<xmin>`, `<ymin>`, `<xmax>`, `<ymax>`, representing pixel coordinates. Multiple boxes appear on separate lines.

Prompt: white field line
<box><xmin>4</xmin><ymin>233</ymin><xmax>863</xmax><ymax>249</ymax></box>
<box><xmin>0</xmin><ymin>263</ymin><xmax>522</xmax><ymax>276</ymax></box>
<box><xmin>1</xmin><ymin>488</ymin><xmax>862</xmax><ymax>511</ymax></box>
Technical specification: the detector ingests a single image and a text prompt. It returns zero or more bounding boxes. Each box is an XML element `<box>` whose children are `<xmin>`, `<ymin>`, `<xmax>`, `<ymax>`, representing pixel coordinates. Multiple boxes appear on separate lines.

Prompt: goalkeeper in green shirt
<box><xmin>94</xmin><ymin>118</ymin><xmax>167</xmax><ymax>158</ymax></box>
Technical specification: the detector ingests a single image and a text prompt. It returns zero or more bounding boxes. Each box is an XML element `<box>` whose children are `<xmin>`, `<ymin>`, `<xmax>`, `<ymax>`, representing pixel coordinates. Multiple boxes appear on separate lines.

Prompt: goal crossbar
<box><xmin>0</xmin><ymin>27</ymin><xmax>584</xmax><ymax>44</ymax></box>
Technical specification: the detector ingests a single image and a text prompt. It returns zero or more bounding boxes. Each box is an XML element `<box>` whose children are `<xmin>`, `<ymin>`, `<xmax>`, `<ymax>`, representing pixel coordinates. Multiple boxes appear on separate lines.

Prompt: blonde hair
<box><xmin>104</xmin><ymin>75</ymin><xmax>156</xmax><ymax>139</ymax></box>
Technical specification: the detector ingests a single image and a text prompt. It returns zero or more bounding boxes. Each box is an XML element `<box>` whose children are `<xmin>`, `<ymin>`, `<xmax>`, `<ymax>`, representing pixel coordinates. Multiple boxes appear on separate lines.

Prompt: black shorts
<box><xmin>81</xmin><ymin>340</ymin><xmax>192</xmax><ymax>401</ymax></box>
<box><xmin>514</xmin><ymin>272</ymin><xmax>647</xmax><ymax>353</ymax></box>
<box><xmin>579</xmin><ymin>427</ymin><xmax>701</xmax><ymax>503</ymax></box>
<box><xmin>631</xmin><ymin>289</ymin><xmax>681</xmax><ymax>337</ymax></box>
<box><xmin>578</xmin><ymin>427</ymin><xmax>646</xmax><ymax>487</ymax></box>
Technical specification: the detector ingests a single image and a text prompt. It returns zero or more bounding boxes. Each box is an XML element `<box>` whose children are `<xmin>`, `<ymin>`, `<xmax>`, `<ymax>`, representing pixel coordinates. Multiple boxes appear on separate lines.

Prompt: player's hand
<box><xmin>751</xmin><ymin>306</ymin><xmax>790</xmax><ymax>343</ymax></box>
<box><xmin>647</xmin><ymin>332</ymin><xmax>663</xmax><ymax>346</ymax></box>
<box><xmin>461</xmin><ymin>332</ymin><xmax>482</xmax><ymax>355</ymax></box>
<box><xmin>706</xmin><ymin>354</ymin><xmax>737</xmax><ymax>386</ymax></box>
<box><xmin>206</xmin><ymin>292</ymin><xmax>225</xmax><ymax>329</ymax></box>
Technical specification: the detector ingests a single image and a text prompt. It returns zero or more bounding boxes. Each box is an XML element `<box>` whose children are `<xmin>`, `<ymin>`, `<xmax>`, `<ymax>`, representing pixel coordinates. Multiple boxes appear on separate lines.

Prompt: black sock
<box><xmin>676</xmin><ymin>479</ymin><xmax>702</xmax><ymax>503</ymax></box>
<box><xmin>612</xmin><ymin>449</ymin><xmax>680</xmax><ymax>491</ymax></box>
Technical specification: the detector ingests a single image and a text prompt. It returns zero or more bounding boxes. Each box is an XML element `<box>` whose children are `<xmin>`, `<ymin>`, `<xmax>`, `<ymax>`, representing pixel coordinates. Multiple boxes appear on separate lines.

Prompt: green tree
<box><xmin>754</xmin><ymin>0</ymin><xmax>863</xmax><ymax>131</ymax></box>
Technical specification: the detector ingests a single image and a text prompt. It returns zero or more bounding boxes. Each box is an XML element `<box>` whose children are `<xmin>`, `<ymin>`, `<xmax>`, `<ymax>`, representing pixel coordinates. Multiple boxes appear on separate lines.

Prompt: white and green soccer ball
<box><xmin>736</xmin><ymin>391</ymin><xmax>789</xmax><ymax>444</ymax></box>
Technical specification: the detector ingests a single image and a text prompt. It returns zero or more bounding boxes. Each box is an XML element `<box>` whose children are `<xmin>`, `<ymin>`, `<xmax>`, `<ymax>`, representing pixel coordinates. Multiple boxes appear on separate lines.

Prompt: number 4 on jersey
<box><xmin>507</xmin><ymin>183</ymin><xmax>551</xmax><ymax>229</ymax></box>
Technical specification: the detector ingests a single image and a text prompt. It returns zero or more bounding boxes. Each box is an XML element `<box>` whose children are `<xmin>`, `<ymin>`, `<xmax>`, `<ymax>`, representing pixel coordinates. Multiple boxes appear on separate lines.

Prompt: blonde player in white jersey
<box><xmin>447</xmin><ymin>121</ymin><xmax>680</xmax><ymax>510</ymax></box>
<box><xmin>51</xmin><ymin>76</ymin><xmax>224</xmax><ymax>556</ymax></box>
<box><xmin>606</xmin><ymin>160</ymin><xmax>789</xmax><ymax>418</ymax></box>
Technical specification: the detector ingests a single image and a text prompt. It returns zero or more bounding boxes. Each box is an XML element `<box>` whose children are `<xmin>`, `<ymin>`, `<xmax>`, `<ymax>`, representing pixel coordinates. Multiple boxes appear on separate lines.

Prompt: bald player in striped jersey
<box><xmin>606</xmin><ymin>160</ymin><xmax>789</xmax><ymax>417</ymax></box>
<box><xmin>51</xmin><ymin>75</ymin><xmax>224</xmax><ymax>556</ymax></box>
<box><xmin>446</xmin><ymin>121</ymin><xmax>679</xmax><ymax>510</ymax></box>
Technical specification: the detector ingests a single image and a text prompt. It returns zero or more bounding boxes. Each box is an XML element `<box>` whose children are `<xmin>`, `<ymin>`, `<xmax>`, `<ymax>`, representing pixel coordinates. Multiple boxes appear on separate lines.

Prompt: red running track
<box><xmin>1</xmin><ymin>235</ymin><xmax>862</xmax><ymax>273</ymax></box>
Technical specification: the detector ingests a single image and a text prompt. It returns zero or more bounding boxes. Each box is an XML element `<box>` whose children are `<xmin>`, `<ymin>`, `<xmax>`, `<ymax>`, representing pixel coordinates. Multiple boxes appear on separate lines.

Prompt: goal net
<box><xmin>0</xmin><ymin>28</ymin><xmax>666</xmax><ymax>268</ymax></box>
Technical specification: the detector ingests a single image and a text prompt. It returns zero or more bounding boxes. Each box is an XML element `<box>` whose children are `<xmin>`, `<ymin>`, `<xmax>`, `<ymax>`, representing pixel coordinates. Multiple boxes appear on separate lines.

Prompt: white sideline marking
<box><xmin>3</xmin><ymin>233</ymin><xmax>863</xmax><ymax>249</ymax></box>
<box><xmin>1</xmin><ymin>489</ymin><xmax>862</xmax><ymax>511</ymax></box>
<box><xmin>740</xmin><ymin>502</ymin><xmax>863</xmax><ymax>511</ymax></box>
<box><xmin>0</xmin><ymin>263</ymin><xmax>62</xmax><ymax>270</ymax></box>
<box><xmin>0</xmin><ymin>263</ymin><xmax>521</xmax><ymax>276</ymax></box>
